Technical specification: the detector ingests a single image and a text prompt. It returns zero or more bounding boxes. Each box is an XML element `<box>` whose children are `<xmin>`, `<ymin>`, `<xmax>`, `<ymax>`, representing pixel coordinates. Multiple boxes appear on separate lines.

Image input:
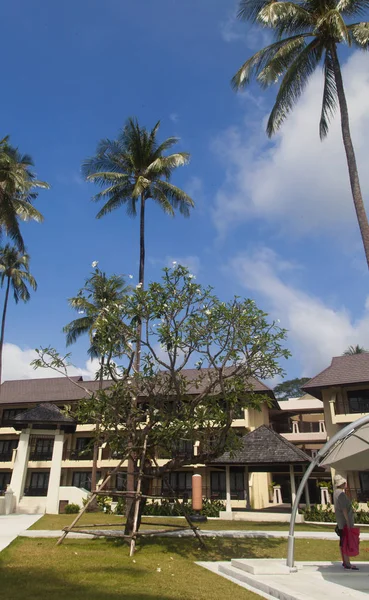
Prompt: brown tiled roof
<box><xmin>0</xmin><ymin>369</ymin><xmax>273</xmax><ymax>406</ymax></box>
<box><xmin>0</xmin><ymin>376</ymin><xmax>105</xmax><ymax>406</ymax></box>
<box><xmin>176</xmin><ymin>368</ymin><xmax>273</xmax><ymax>396</ymax></box>
<box><xmin>302</xmin><ymin>354</ymin><xmax>369</xmax><ymax>399</ymax></box>
<box><xmin>210</xmin><ymin>425</ymin><xmax>311</xmax><ymax>465</ymax></box>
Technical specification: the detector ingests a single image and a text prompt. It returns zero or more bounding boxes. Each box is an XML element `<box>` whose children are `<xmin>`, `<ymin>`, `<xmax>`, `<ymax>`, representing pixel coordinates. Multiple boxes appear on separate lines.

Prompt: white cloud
<box><xmin>169</xmin><ymin>113</ymin><xmax>179</xmax><ymax>123</ymax></box>
<box><xmin>229</xmin><ymin>247</ymin><xmax>369</xmax><ymax>376</ymax></box>
<box><xmin>220</xmin><ymin>8</ymin><xmax>271</xmax><ymax>48</ymax></box>
<box><xmin>2</xmin><ymin>343</ymin><xmax>99</xmax><ymax>382</ymax></box>
<box><xmin>220</xmin><ymin>12</ymin><xmax>244</xmax><ymax>43</ymax></box>
<box><xmin>166</xmin><ymin>255</ymin><xmax>201</xmax><ymax>275</ymax></box>
<box><xmin>213</xmin><ymin>52</ymin><xmax>369</xmax><ymax>240</ymax></box>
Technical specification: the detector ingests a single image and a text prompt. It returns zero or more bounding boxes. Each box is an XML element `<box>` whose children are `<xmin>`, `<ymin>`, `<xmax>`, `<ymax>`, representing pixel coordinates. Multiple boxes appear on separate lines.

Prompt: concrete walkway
<box><xmin>0</xmin><ymin>514</ymin><xmax>42</xmax><ymax>552</ymax></box>
<box><xmin>19</xmin><ymin>528</ymin><xmax>369</xmax><ymax>540</ymax></box>
<box><xmin>200</xmin><ymin>560</ymin><xmax>369</xmax><ymax>600</ymax></box>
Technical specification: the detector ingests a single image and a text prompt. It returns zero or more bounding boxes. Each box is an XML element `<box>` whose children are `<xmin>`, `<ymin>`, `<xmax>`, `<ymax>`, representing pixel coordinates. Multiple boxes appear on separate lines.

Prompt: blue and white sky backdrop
<box><xmin>2</xmin><ymin>0</ymin><xmax>369</xmax><ymax>383</ymax></box>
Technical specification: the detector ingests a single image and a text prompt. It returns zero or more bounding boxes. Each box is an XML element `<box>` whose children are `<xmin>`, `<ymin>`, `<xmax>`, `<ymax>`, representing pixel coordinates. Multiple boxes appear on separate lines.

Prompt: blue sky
<box><xmin>2</xmin><ymin>0</ymin><xmax>369</xmax><ymax>382</ymax></box>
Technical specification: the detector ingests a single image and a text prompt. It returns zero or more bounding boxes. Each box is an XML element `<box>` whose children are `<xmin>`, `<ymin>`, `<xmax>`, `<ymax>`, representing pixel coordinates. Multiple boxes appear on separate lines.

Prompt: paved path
<box><xmin>201</xmin><ymin>560</ymin><xmax>369</xmax><ymax>600</ymax></box>
<box><xmin>19</xmin><ymin>528</ymin><xmax>369</xmax><ymax>540</ymax></box>
<box><xmin>0</xmin><ymin>514</ymin><xmax>42</xmax><ymax>552</ymax></box>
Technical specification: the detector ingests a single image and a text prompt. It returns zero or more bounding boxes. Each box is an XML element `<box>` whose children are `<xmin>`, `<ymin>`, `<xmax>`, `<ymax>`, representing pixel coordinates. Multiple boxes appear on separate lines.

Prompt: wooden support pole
<box><xmin>129</xmin><ymin>433</ymin><xmax>149</xmax><ymax>556</ymax></box>
<box><xmin>56</xmin><ymin>457</ymin><xmax>127</xmax><ymax>546</ymax></box>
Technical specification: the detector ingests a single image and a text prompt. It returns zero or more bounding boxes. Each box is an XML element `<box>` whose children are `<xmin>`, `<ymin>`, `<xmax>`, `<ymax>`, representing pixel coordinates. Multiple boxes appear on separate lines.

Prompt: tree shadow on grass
<box><xmin>134</xmin><ymin>535</ymin><xmax>285</xmax><ymax>561</ymax></box>
<box><xmin>1</xmin><ymin>565</ymin><xmax>181</xmax><ymax>600</ymax></box>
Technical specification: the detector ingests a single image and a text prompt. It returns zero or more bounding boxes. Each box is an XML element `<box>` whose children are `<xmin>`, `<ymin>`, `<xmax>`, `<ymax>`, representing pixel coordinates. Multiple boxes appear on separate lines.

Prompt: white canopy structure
<box><xmin>287</xmin><ymin>414</ymin><xmax>369</xmax><ymax>569</ymax></box>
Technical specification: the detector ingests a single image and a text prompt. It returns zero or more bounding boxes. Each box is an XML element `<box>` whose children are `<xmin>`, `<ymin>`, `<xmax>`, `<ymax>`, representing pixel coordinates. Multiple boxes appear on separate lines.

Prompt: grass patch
<box><xmin>1</xmin><ymin>535</ymin><xmax>361</xmax><ymax>600</ymax></box>
<box><xmin>30</xmin><ymin>513</ymin><xmax>336</xmax><ymax>532</ymax></box>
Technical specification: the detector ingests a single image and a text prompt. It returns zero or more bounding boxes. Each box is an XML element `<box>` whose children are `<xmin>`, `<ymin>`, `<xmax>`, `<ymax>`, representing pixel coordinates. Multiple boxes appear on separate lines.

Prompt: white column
<box><xmin>10</xmin><ymin>428</ymin><xmax>31</xmax><ymax>504</ymax></box>
<box><xmin>46</xmin><ymin>431</ymin><xmax>64</xmax><ymax>514</ymax></box>
<box><xmin>244</xmin><ymin>466</ymin><xmax>251</xmax><ymax>509</ymax></box>
<box><xmin>225</xmin><ymin>466</ymin><xmax>232</xmax><ymax>513</ymax></box>
<box><xmin>290</xmin><ymin>464</ymin><xmax>296</xmax><ymax>506</ymax></box>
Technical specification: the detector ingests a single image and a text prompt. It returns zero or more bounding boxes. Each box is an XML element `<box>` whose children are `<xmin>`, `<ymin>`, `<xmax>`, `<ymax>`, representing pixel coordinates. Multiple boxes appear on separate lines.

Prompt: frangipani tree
<box><xmin>33</xmin><ymin>265</ymin><xmax>289</xmax><ymax>535</ymax></box>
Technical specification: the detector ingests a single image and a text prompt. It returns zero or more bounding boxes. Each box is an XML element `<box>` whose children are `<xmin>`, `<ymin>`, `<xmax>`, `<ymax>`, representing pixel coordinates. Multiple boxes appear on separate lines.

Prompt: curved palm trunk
<box><xmin>331</xmin><ymin>45</ymin><xmax>369</xmax><ymax>270</ymax></box>
<box><xmin>0</xmin><ymin>276</ymin><xmax>11</xmax><ymax>384</ymax></box>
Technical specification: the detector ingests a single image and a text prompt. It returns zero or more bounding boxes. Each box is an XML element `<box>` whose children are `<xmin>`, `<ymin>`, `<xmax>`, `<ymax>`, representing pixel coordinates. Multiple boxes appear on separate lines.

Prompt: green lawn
<box><xmin>30</xmin><ymin>513</ymin><xmax>336</xmax><ymax>532</ymax></box>
<box><xmin>1</xmin><ymin>536</ymin><xmax>363</xmax><ymax>600</ymax></box>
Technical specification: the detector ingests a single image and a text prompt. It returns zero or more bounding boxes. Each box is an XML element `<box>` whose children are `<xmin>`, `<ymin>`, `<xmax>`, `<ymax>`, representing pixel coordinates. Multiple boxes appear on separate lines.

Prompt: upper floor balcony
<box><xmin>272</xmin><ymin>420</ymin><xmax>327</xmax><ymax>443</ymax></box>
<box><xmin>329</xmin><ymin>388</ymin><xmax>369</xmax><ymax>424</ymax></box>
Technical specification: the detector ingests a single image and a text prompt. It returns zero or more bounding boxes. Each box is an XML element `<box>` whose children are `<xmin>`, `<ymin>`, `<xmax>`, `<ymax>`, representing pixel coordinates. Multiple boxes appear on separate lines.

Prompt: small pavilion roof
<box><xmin>210</xmin><ymin>425</ymin><xmax>312</xmax><ymax>466</ymax></box>
<box><xmin>10</xmin><ymin>403</ymin><xmax>76</xmax><ymax>432</ymax></box>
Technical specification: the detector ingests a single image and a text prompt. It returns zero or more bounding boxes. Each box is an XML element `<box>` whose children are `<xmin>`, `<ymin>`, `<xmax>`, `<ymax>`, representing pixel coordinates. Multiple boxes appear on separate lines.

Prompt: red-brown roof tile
<box><xmin>303</xmin><ymin>353</ymin><xmax>369</xmax><ymax>399</ymax></box>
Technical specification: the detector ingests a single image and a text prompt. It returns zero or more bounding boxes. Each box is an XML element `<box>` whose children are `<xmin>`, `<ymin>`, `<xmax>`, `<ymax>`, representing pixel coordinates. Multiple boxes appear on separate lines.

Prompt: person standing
<box><xmin>333</xmin><ymin>474</ymin><xmax>359</xmax><ymax>570</ymax></box>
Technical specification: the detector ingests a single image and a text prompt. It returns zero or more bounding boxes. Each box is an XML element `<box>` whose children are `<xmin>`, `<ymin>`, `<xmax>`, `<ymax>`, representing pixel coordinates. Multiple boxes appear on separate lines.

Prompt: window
<box><xmin>116</xmin><ymin>473</ymin><xmax>126</xmax><ymax>491</ymax></box>
<box><xmin>26</xmin><ymin>472</ymin><xmax>50</xmax><ymax>496</ymax></box>
<box><xmin>211</xmin><ymin>468</ymin><xmax>245</xmax><ymax>500</ymax></box>
<box><xmin>359</xmin><ymin>473</ymin><xmax>369</xmax><ymax>502</ymax></box>
<box><xmin>0</xmin><ymin>472</ymin><xmax>11</xmax><ymax>492</ymax></box>
<box><xmin>173</xmin><ymin>440</ymin><xmax>194</xmax><ymax>458</ymax></box>
<box><xmin>0</xmin><ymin>439</ymin><xmax>18</xmax><ymax>460</ymax></box>
<box><xmin>2</xmin><ymin>408</ymin><xmax>24</xmax><ymax>425</ymax></box>
<box><xmin>71</xmin><ymin>438</ymin><xmax>94</xmax><ymax>459</ymax></box>
<box><xmin>347</xmin><ymin>390</ymin><xmax>369</xmax><ymax>413</ymax></box>
<box><xmin>30</xmin><ymin>438</ymin><xmax>54</xmax><ymax>460</ymax></box>
<box><xmin>211</xmin><ymin>471</ymin><xmax>226</xmax><ymax>498</ymax></box>
<box><xmin>163</xmin><ymin>471</ymin><xmax>193</xmax><ymax>497</ymax></box>
<box><xmin>72</xmin><ymin>471</ymin><xmax>101</xmax><ymax>491</ymax></box>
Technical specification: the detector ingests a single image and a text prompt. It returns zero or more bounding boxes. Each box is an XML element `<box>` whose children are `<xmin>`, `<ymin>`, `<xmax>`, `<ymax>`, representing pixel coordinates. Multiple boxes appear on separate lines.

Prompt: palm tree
<box><xmin>232</xmin><ymin>0</ymin><xmax>369</xmax><ymax>268</ymax></box>
<box><xmin>63</xmin><ymin>267</ymin><xmax>127</xmax><ymax>494</ymax></box>
<box><xmin>0</xmin><ymin>137</ymin><xmax>49</xmax><ymax>252</ymax></box>
<box><xmin>343</xmin><ymin>344</ymin><xmax>367</xmax><ymax>355</ymax></box>
<box><xmin>82</xmin><ymin>117</ymin><xmax>194</xmax><ymax>295</ymax></box>
<box><xmin>83</xmin><ymin>119</ymin><xmax>193</xmax><ymax>516</ymax></box>
<box><xmin>63</xmin><ymin>268</ymin><xmax>127</xmax><ymax>357</ymax></box>
<box><xmin>0</xmin><ymin>245</ymin><xmax>37</xmax><ymax>383</ymax></box>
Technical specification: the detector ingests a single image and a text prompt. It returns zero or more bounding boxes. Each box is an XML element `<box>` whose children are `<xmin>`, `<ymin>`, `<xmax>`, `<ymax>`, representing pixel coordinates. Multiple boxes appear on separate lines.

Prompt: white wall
<box><xmin>59</xmin><ymin>486</ymin><xmax>89</xmax><ymax>507</ymax></box>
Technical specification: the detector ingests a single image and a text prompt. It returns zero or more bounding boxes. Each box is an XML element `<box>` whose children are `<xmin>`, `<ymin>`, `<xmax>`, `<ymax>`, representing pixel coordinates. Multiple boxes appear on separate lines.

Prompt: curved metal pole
<box><xmin>286</xmin><ymin>412</ymin><xmax>369</xmax><ymax>569</ymax></box>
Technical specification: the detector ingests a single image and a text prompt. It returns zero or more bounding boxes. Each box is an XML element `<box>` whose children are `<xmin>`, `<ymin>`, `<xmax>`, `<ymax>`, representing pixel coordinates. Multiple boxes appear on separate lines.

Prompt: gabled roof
<box><xmin>0</xmin><ymin>376</ymin><xmax>109</xmax><ymax>406</ymax></box>
<box><xmin>302</xmin><ymin>354</ymin><xmax>369</xmax><ymax>399</ymax></box>
<box><xmin>0</xmin><ymin>369</ymin><xmax>274</xmax><ymax>406</ymax></box>
<box><xmin>210</xmin><ymin>425</ymin><xmax>312</xmax><ymax>465</ymax></box>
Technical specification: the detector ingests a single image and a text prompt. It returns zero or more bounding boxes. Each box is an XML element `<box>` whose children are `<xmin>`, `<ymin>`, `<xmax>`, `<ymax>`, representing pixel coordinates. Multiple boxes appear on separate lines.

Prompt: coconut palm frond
<box><xmin>266</xmin><ymin>40</ymin><xmax>323</xmax><ymax>136</ymax></box>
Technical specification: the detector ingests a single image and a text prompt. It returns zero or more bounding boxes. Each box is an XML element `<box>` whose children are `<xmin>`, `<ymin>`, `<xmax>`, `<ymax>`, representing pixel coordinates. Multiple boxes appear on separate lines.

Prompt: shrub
<box><xmin>316</xmin><ymin>480</ymin><xmax>333</xmax><ymax>494</ymax></box>
<box><xmin>64</xmin><ymin>503</ymin><xmax>80</xmax><ymax>514</ymax></box>
<box><xmin>303</xmin><ymin>502</ymin><xmax>369</xmax><ymax>524</ymax></box>
<box><xmin>302</xmin><ymin>503</ymin><xmax>336</xmax><ymax>522</ymax></box>
<box><xmin>142</xmin><ymin>498</ymin><xmax>225</xmax><ymax>518</ymax></box>
<box><xmin>114</xmin><ymin>498</ymin><xmax>126</xmax><ymax>515</ymax></box>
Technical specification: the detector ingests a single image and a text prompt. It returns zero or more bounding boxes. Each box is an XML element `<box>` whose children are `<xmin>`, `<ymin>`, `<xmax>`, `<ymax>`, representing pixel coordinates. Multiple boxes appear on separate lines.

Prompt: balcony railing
<box><xmin>63</xmin><ymin>449</ymin><xmax>94</xmax><ymax>461</ymax></box>
<box><xmin>29</xmin><ymin>452</ymin><xmax>53</xmax><ymax>461</ymax></box>
<box><xmin>24</xmin><ymin>487</ymin><xmax>48</xmax><ymax>497</ymax></box>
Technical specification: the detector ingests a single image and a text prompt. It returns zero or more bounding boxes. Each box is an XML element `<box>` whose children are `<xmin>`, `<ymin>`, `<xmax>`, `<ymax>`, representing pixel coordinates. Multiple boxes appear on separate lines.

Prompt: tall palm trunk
<box><xmin>0</xmin><ymin>276</ymin><xmax>11</xmax><ymax>384</ymax></box>
<box><xmin>331</xmin><ymin>44</ymin><xmax>369</xmax><ymax>270</ymax></box>
<box><xmin>134</xmin><ymin>192</ymin><xmax>145</xmax><ymax>373</ymax></box>
<box><xmin>126</xmin><ymin>193</ymin><xmax>145</xmax><ymax>530</ymax></box>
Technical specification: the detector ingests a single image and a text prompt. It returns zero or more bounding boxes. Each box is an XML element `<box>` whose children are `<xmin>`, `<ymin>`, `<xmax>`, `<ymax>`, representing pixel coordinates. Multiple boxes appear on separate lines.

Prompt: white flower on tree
<box><xmin>91</xmin><ymin>261</ymin><xmax>99</xmax><ymax>268</ymax></box>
